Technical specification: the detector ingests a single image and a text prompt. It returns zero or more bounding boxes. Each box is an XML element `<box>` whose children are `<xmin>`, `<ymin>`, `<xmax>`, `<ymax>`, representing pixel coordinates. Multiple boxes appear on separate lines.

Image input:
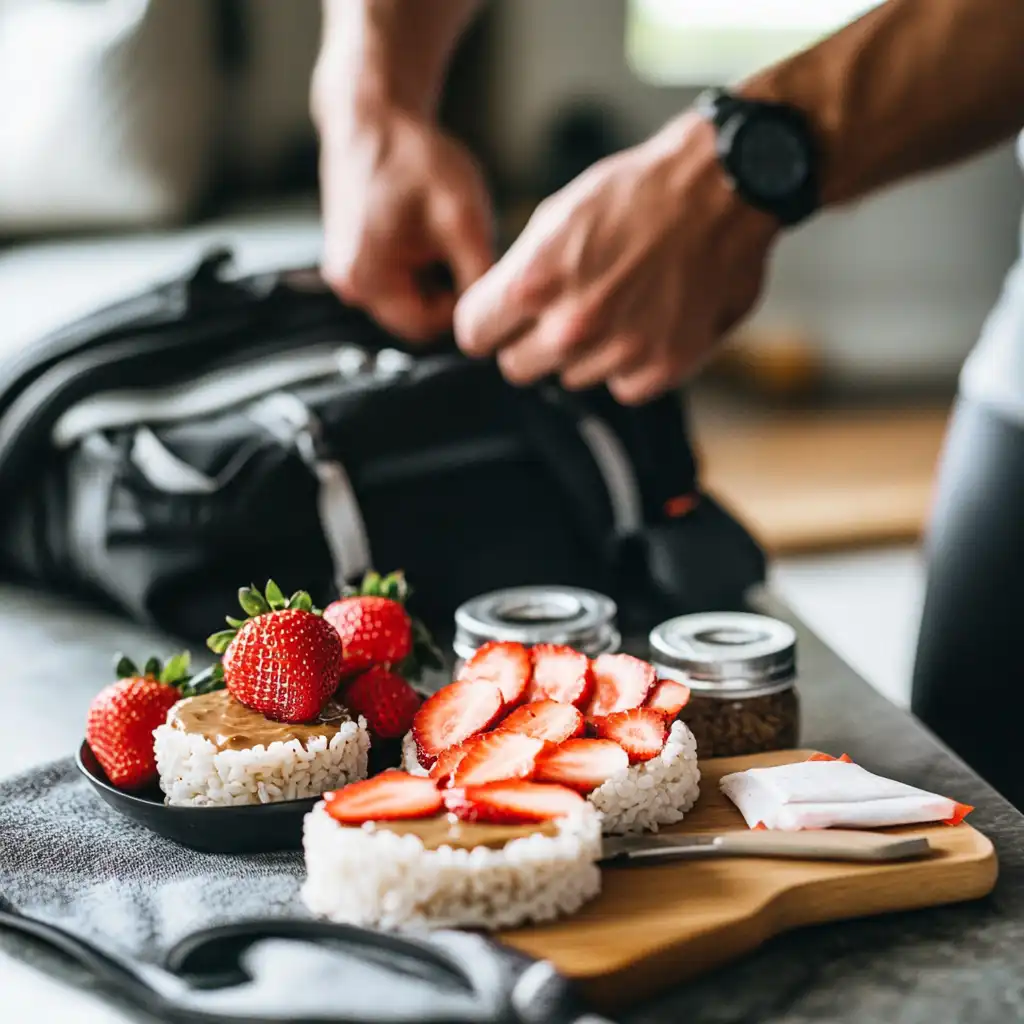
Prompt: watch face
<box><xmin>734</xmin><ymin>117</ymin><xmax>809</xmax><ymax>200</ymax></box>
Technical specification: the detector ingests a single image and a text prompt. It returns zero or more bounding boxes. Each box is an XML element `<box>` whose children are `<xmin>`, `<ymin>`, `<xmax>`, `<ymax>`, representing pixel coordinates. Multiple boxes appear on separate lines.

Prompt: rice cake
<box><xmin>301</xmin><ymin>802</ymin><xmax>603</xmax><ymax>930</ymax></box>
<box><xmin>154</xmin><ymin>690</ymin><xmax>369</xmax><ymax>806</ymax></box>
<box><xmin>402</xmin><ymin>720</ymin><xmax>701</xmax><ymax>834</ymax></box>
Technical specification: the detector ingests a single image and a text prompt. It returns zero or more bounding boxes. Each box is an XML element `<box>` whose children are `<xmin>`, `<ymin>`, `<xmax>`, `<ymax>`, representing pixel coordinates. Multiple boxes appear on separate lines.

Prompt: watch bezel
<box><xmin>697</xmin><ymin>88</ymin><xmax>820</xmax><ymax>227</ymax></box>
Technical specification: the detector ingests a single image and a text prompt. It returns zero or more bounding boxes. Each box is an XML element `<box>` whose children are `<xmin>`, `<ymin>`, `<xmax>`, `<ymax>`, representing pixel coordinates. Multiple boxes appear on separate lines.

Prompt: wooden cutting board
<box><xmin>499</xmin><ymin>749</ymin><xmax>997</xmax><ymax>1011</ymax></box>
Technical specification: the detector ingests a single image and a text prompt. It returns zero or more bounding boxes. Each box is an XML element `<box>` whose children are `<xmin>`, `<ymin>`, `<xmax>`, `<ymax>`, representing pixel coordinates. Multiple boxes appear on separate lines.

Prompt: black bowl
<box><xmin>76</xmin><ymin>742</ymin><xmax>319</xmax><ymax>854</ymax></box>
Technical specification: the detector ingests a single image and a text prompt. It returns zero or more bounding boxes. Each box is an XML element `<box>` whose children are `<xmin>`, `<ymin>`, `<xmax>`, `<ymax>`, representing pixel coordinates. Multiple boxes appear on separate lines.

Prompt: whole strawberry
<box><xmin>324</xmin><ymin>571</ymin><xmax>441</xmax><ymax>678</ymax></box>
<box><xmin>87</xmin><ymin>652</ymin><xmax>220</xmax><ymax>790</ymax></box>
<box><xmin>342</xmin><ymin>666</ymin><xmax>422</xmax><ymax>739</ymax></box>
<box><xmin>207</xmin><ymin>581</ymin><xmax>343</xmax><ymax>723</ymax></box>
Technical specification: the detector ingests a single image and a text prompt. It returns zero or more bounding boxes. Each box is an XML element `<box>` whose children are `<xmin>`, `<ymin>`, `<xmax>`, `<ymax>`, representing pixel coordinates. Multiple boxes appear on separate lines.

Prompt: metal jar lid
<box><xmin>454</xmin><ymin>586</ymin><xmax>620</xmax><ymax>660</ymax></box>
<box><xmin>648</xmin><ymin>612</ymin><xmax>797</xmax><ymax>698</ymax></box>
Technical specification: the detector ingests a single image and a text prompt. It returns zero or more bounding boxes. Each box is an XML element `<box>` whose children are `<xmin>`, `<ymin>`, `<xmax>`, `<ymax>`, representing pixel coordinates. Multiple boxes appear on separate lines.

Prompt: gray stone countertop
<box><xmin>1</xmin><ymin>583</ymin><xmax>1022</xmax><ymax>1024</ymax></box>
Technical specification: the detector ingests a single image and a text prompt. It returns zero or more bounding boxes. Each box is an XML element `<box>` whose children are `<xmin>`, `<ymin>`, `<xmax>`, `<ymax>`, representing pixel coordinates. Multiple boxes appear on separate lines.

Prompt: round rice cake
<box><xmin>401</xmin><ymin>719</ymin><xmax>700</xmax><ymax>834</ymax></box>
<box><xmin>154</xmin><ymin>690</ymin><xmax>369</xmax><ymax>807</ymax></box>
<box><xmin>301</xmin><ymin>801</ymin><xmax>602</xmax><ymax>930</ymax></box>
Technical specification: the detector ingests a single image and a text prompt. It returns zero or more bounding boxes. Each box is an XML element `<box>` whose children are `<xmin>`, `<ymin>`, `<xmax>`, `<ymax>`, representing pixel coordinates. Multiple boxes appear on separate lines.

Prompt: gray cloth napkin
<box><xmin>0</xmin><ymin>759</ymin><xmax>608</xmax><ymax>1024</ymax></box>
<box><xmin>0</xmin><ymin>758</ymin><xmax>307</xmax><ymax>961</ymax></box>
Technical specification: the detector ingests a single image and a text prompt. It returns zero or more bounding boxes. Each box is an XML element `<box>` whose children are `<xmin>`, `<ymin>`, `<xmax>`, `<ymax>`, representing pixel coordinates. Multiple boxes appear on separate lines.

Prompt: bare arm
<box><xmin>313</xmin><ymin>0</ymin><xmax>480</xmax><ymax>123</ymax></box>
<box><xmin>313</xmin><ymin>1</ymin><xmax>490</xmax><ymax>341</ymax></box>
<box><xmin>456</xmin><ymin>0</ymin><xmax>1024</xmax><ymax>404</ymax></box>
<box><xmin>743</xmin><ymin>0</ymin><xmax>1024</xmax><ymax>205</ymax></box>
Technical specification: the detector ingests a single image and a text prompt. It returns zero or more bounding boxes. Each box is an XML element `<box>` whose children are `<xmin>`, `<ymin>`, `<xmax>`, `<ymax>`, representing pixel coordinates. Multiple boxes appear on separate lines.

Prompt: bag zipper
<box><xmin>51</xmin><ymin>344</ymin><xmax>410</xmax><ymax>449</ymax></box>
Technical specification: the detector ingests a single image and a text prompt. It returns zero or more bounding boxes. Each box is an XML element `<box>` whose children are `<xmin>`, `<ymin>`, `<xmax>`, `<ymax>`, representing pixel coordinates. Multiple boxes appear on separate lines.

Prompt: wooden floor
<box><xmin>693</xmin><ymin>405</ymin><xmax>951</xmax><ymax>555</ymax></box>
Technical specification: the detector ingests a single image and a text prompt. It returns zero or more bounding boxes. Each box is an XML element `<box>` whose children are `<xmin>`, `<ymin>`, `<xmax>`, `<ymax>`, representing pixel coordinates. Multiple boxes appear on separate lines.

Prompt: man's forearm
<box><xmin>742</xmin><ymin>0</ymin><xmax>1024</xmax><ymax>206</ymax></box>
<box><xmin>315</xmin><ymin>0</ymin><xmax>481</xmax><ymax>122</ymax></box>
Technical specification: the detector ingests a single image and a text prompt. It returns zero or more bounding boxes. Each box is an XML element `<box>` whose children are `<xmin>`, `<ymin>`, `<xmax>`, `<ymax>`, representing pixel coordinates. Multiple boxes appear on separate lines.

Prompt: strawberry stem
<box><xmin>114</xmin><ymin>651</ymin><xmax>225</xmax><ymax>697</ymax></box>
<box><xmin>343</xmin><ymin>570</ymin><xmax>411</xmax><ymax>605</ymax></box>
<box><xmin>264</xmin><ymin>579</ymin><xmax>287</xmax><ymax>610</ymax></box>
<box><xmin>206</xmin><ymin>580</ymin><xmax>322</xmax><ymax>654</ymax></box>
<box><xmin>114</xmin><ymin>654</ymin><xmax>139</xmax><ymax>679</ymax></box>
<box><xmin>159</xmin><ymin>653</ymin><xmax>191</xmax><ymax>686</ymax></box>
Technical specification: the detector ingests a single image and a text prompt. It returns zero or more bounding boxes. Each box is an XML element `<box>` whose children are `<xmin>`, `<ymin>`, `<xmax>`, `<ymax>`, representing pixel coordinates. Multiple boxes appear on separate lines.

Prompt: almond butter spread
<box><xmin>365</xmin><ymin>815</ymin><xmax>560</xmax><ymax>851</ymax></box>
<box><xmin>168</xmin><ymin>689</ymin><xmax>351</xmax><ymax>751</ymax></box>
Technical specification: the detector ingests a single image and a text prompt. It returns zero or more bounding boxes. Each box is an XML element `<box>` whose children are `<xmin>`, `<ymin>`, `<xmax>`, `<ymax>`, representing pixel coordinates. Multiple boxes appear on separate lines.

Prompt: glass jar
<box><xmin>649</xmin><ymin>612</ymin><xmax>799</xmax><ymax>758</ymax></box>
<box><xmin>453</xmin><ymin>586</ymin><xmax>620</xmax><ymax>669</ymax></box>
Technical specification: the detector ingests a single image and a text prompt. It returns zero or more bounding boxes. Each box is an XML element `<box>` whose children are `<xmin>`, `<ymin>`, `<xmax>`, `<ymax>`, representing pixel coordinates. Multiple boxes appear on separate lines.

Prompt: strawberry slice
<box><xmin>592</xmin><ymin>707</ymin><xmax>667</xmax><ymax>763</ymax></box>
<box><xmin>644</xmin><ymin>678</ymin><xmax>691</xmax><ymax>719</ymax></box>
<box><xmin>323</xmin><ymin>772</ymin><xmax>443</xmax><ymax>824</ymax></box>
<box><xmin>586</xmin><ymin>653</ymin><xmax>656</xmax><ymax>719</ymax></box>
<box><xmin>458</xmin><ymin>641</ymin><xmax>531</xmax><ymax>706</ymax></box>
<box><xmin>412</xmin><ymin>678</ymin><xmax>505</xmax><ymax>766</ymax></box>
<box><xmin>429</xmin><ymin>743</ymin><xmax>469</xmax><ymax>785</ymax></box>
<box><xmin>498</xmin><ymin>699</ymin><xmax>584</xmax><ymax>744</ymax></box>
<box><xmin>535</xmin><ymin>738</ymin><xmax>629</xmax><ymax>793</ymax></box>
<box><xmin>526</xmin><ymin>645</ymin><xmax>593</xmax><ymax>708</ymax></box>
<box><xmin>451</xmin><ymin>731</ymin><xmax>546</xmax><ymax>788</ymax></box>
<box><xmin>444</xmin><ymin>780</ymin><xmax>586</xmax><ymax>824</ymax></box>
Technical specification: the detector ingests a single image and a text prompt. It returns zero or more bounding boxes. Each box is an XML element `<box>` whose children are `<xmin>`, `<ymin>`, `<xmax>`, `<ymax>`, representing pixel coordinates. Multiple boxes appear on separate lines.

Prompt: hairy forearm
<box><xmin>314</xmin><ymin>0</ymin><xmax>481</xmax><ymax>124</ymax></box>
<box><xmin>742</xmin><ymin>0</ymin><xmax>1024</xmax><ymax>206</ymax></box>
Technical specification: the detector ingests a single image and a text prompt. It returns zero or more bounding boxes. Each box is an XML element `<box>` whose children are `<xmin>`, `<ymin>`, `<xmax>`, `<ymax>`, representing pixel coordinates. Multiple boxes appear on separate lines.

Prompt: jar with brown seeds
<box><xmin>678</xmin><ymin>687</ymin><xmax>800</xmax><ymax>758</ymax></box>
<box><xmin>649</xmin><ymin>612</ymin><xmax>800</xmax><ymax>759</ymax></box>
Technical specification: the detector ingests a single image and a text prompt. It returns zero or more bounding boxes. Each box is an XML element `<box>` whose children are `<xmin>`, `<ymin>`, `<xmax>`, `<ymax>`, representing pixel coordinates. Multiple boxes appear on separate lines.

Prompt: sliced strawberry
<box><xmin>592</xmin><ymin>707</ymin><xmax>667</xmax><ymax>763</ymax></box>
<box><xmin>323</xmin><ymin>772</ymin><xmax>443</xmax><ymax>824</ymax></box>
<box><xmin>586</xmin><ymin>653</ymin><xmax>656</xmax><ymax>719</ymax></box>
<box><xmin>412</xmin><ymin>678</ymin><xmax>505</xmax><ymax>766</ymax></box>
<box><xmin>526</xmin><ymin>645</ymin><xmax>593</xmax><ymax>708</ymax></box>
<box><xmin>444</xmin><ymin>780</ymin><xmax>586</xmax><ymax>824</ymax></box>
<box><xmin>458</xmin><ymin>641</ymin><xmax>531</xmax><ymax>706</ymax></box>
<box><xmin>644</xmin><ymin>678</ymin><xmax>691</xmax><ymax>719</ymax></box>
<box><xmin>451</xmin><ymin>731</ymin><xmax>546</xmax><ymax>788</ymax></box>
<box><xmin>498</xmin><ymin>699</ymin><xmax>584</xmax><ymax>744</ymax></box>
<box><xmin>535</xmin><ymin>738</ymin><xmax>629</xmax><ymax>793</ymax></box>
<box><xmin>429</xmin><ymin>743</ymin><xmax>469</xmax><ymax>785</ymax></box>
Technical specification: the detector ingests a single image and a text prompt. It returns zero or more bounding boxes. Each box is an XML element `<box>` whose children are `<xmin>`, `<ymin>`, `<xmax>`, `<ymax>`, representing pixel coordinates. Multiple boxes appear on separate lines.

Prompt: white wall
<box><xmin>482</xmin><ymin>0</ymin><xmax>1024</xmax><ymax>383</ymax></box>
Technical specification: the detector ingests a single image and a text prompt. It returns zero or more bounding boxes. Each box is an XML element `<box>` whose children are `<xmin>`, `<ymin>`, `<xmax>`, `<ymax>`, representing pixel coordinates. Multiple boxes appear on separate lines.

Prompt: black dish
<box><xmin>76</xmin><ymin>741</ymin><xmax>318</xmax><ymax>854</ymax></box>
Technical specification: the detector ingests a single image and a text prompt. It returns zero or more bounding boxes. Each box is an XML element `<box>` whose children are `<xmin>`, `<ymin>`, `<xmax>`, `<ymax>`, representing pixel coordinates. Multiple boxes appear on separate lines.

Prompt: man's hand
<box><xmin>317</xmin><ymin>103</ymin><xmax>494</xmax><ymax>342</ymax></box>
<box><xmin>312</xmin><ymin>0</ymin><xmax>489</xmax><ymax>342</ymax></box>
<box><xmin>454</xmin><ymin>113</ymin><xmax>779</xmax><ymax>404</ymax></box>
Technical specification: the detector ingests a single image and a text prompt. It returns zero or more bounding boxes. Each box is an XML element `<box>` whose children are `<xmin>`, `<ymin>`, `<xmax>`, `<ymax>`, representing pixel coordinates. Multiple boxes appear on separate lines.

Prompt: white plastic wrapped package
<box><xmin>720</xmin><ymin>754</ymin><xmax>973</xmax><ymax>831</ymax></box>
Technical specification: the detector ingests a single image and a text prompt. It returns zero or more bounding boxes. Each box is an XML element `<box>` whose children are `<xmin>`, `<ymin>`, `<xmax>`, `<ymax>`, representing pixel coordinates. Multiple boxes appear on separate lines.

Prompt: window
<box><xmin>626</xmin><ymin>0</ymin><xmax>884</xmax><ymax>86</ymax></box>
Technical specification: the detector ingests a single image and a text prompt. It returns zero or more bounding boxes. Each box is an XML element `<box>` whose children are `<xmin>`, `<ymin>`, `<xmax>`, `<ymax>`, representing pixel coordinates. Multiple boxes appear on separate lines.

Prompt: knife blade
<box><xmin>599</xmin><ymin>829</ymin><xmax>932</xmax><ymax>865</ymax></box>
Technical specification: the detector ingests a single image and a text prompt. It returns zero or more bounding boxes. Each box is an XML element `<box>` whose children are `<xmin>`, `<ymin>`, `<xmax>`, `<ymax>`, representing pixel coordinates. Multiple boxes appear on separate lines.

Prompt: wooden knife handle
<box><xmin>715</xmin><ymin>829</ymin><xmax>931</xmax><ymax>862</ymax></box>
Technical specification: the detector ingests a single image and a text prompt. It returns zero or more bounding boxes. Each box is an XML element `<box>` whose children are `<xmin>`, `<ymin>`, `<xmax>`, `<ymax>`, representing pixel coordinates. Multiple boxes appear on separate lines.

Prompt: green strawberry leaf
<box><xmin>238</xmin><ymin>585</ymin><xmax>270</xmax><ymax>618</ymax></box>
<box><xmin>178</xmin><ymin>662</ymin><xmax>226</xmax><ymax>698</ymax></box>
<box><xmin>288</xmin><ymin>590</ymin><xmax>314</xmax><ymax>613</ymax></box>
<box><xmin>395</xmin><ymin>653</ymin><xmax>421</xmax><ymax>681</ymax></box>
<box><xmin>159</xmin><ymin>652</ymin><xmax>192</xmax><ymax>685</ymax></box>
<box><xmin>114</xmin><ymin>654</ymin><xmax>139</xmax><ymax>680</ymax></box>
<box><xmin>265</xmin><ymin>579</ymin><xmax>287</xmax><ymax>611</ymax></box>
<box><xmin>143</xmin><ymin>657</ymin><xmax>162</xmax><ymax>678</ymax></box>
<box><xmin>225</xmin><ymin>616</ymin><xmax>245</xmax><ymax>629</ymax></box>
<box><xmin>207</xmin><ymin>630</ymin><xmax>236</xmax><ymax>655</ymax></box>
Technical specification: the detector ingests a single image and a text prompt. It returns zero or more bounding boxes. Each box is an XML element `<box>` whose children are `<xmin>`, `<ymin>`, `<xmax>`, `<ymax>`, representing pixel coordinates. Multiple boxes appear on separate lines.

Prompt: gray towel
<box><xmin>0</xmin><ymin>759</ymin><xmax>609</xmax><ymax>1024</ymax></box>
<box><xmin>0</xmin><ymin>758</ymin><xmax>308</xmax><ymax>961</ymax></box>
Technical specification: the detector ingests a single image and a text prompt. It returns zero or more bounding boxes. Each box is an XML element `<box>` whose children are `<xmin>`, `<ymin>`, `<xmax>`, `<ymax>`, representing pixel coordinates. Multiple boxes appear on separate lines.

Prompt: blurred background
<box><xmin>2</xmin><ymin>0</ymin><xmax>1021</xmax><ymax>707</ymax></box>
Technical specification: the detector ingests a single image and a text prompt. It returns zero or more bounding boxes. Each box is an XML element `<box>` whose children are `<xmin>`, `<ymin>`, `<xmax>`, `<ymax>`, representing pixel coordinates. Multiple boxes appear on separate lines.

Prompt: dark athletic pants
<box><xmin>912</xmin><ymin>396</ymin><xmax>1024</xmax><ymax>809</ymax></box>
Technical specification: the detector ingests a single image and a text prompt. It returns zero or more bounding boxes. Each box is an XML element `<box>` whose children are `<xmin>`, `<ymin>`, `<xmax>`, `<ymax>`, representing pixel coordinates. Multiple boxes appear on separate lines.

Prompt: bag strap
<box><xmin>247</xmin><ymin>392</ymin><xmax>373</xmax><ymax>592</ymax></box>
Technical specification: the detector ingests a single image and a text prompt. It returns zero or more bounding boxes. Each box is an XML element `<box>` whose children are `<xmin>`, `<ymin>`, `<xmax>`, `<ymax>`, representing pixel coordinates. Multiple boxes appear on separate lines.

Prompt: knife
<box><xmin>599</xmin><ymin>829</ymin><xmax>932</xmax><ymax>865</ymax></box>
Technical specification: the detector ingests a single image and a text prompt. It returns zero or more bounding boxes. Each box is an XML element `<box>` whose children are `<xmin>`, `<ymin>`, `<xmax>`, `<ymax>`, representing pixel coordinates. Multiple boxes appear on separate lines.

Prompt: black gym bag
<box><xmin>0</xmin><ymin>250</ymin><xmax>764</xmax><ymax>644</ymax></box>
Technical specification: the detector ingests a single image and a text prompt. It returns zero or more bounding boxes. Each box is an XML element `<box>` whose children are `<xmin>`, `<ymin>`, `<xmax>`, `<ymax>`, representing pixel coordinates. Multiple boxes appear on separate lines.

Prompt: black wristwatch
<box><xmin>696</xmin><ymin>88</ymin><xmax>820</xmax><ymax>227</ymax></box>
